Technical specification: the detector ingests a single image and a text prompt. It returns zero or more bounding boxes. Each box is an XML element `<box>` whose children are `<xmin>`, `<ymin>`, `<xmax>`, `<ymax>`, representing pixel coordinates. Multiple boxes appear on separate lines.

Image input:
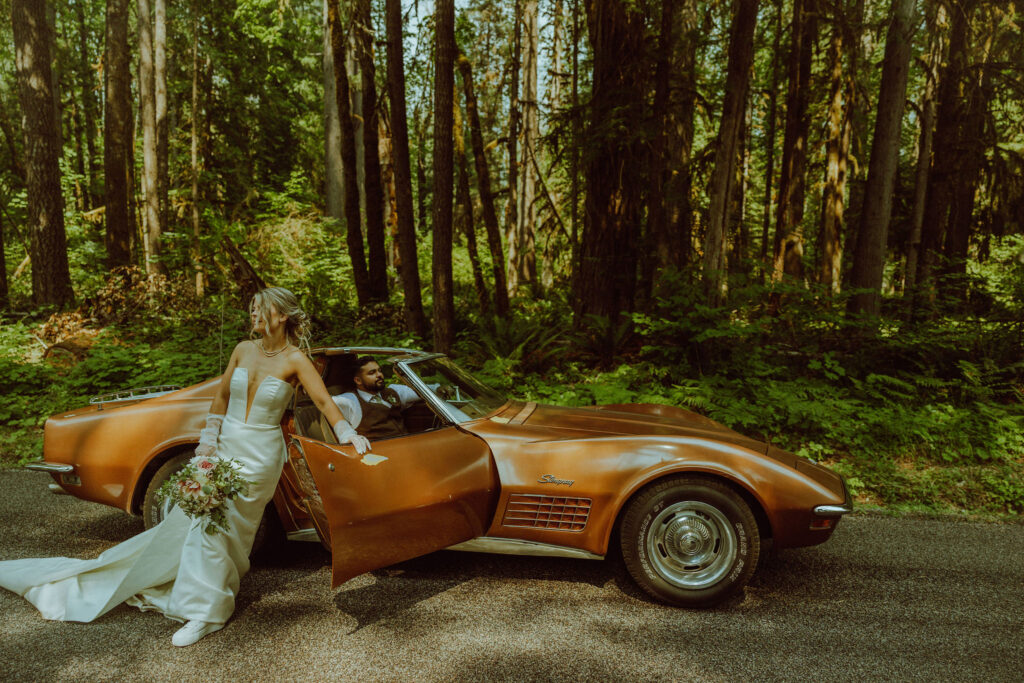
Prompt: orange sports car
<box><xmin>30</xmin><ymin>347</ymin><xmax>851</xmax><ymax>607</ymax></box>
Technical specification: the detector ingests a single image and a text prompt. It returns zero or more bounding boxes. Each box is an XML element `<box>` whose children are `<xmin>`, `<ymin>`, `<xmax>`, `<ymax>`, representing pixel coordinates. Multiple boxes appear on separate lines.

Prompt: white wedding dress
<box><xmin>0</xmin><ymin>367</ymin><xmax>293</xmax><ymax>625</ymax></box>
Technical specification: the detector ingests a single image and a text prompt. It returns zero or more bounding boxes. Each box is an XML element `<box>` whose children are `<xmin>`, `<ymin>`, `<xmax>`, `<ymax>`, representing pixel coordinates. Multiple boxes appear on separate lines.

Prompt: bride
<box><xmin>0</xmin><ymin>287</ymin><xmax>370</xmax><ymax>646</ymax></box>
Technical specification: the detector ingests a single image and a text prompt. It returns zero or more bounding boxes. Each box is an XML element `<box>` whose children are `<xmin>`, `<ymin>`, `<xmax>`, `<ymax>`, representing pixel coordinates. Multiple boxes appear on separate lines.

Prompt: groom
<box><xmin>330</xmin><ymin>356</ymin><xmax>423</xmax><ymax>439</ymax></box>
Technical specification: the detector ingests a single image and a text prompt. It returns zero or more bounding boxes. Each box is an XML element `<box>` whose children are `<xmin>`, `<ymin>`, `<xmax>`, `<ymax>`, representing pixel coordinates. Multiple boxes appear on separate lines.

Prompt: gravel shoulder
<box><xmin>1</xmin><ymin>470</ymin><xmax>1022</xmax><ymax>682</ymax></box>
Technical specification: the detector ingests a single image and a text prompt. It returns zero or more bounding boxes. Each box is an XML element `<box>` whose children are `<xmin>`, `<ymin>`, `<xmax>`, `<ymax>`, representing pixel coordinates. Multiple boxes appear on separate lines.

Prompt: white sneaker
<box><xmin>171</xmin><ymin>620</ymin><xmax>224</xmax><ymax>647</ymax></box>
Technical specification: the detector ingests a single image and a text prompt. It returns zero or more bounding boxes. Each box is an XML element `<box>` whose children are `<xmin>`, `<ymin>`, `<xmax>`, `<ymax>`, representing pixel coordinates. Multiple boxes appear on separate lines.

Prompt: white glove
<box><xmin>196</xmin><ymin>413</ymin><xmax>224</xmax><ymax>458</ymax></box>
<box><xmin>333</xmin><ymin>420</ymin><xmax>371</xmax><ymax>455</ymax></box>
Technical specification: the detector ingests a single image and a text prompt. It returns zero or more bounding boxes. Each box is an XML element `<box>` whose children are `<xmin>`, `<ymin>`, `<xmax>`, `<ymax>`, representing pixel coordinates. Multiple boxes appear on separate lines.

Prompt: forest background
<box><xmin>1</xmin><ymin>0</ymin><xmax>1022</xmax><ymax>517</ymax></box>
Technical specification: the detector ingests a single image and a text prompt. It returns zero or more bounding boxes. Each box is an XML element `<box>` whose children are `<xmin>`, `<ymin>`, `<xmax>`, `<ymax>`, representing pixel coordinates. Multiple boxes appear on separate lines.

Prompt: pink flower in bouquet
<box><xmin>191</xmin><ymin>454</ymin><xmax>217</xmax><ymax>471</ymax></box>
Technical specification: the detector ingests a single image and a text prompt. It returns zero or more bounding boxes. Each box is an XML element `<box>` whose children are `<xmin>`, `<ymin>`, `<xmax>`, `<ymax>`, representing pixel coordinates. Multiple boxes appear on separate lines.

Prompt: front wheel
<box><xmin>620</xmin><ymin>477</ymin><xmax>760</xmax><ymax>608</ymax></box>
<box><xmin>141</xmin><ymin>450</ymin><xmax>278</xmax><ymax>557</ymax></box>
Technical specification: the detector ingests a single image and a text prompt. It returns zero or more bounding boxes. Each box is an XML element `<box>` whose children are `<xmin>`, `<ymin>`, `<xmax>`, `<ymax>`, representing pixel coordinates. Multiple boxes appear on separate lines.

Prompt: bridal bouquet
<box><xmin>157</xmin><ymin>455</ymin><xmax>251</xmax><ymax>534</ymax></box>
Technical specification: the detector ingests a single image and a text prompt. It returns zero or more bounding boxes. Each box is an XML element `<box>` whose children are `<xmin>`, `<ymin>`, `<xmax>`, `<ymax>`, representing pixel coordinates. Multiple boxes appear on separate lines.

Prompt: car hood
<box><xmin>518</xmin><ymin>403</ymin><xmax>767</xmax><ymax>453</ymax></box>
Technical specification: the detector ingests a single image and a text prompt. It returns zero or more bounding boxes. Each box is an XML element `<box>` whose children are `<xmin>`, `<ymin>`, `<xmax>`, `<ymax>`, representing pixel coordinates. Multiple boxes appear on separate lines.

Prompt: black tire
<box><xmin>140</xmin><ymin>450</ymin><xmax>279</xmax><ymax>558</ymax></box>
<box><xmin>620</xmin><ymin>476</ymin><xmax>760</xmax><ymax>608</ymax></box>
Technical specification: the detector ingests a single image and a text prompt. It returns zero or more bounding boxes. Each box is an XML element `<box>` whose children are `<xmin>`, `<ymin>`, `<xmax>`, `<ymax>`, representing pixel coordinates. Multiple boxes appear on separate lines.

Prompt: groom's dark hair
<box><xmin>353</xmin><ymin>356</ymin><xmax>378</xmax><ymax>380</ymax></box>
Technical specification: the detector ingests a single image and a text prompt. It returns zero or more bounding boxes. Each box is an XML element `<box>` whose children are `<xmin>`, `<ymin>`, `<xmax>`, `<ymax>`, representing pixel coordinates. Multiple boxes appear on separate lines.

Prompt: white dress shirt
<box><xmin>331</xmin><ymin>384</ymin><xmax>422</xmax><ymax>430</ymax></box>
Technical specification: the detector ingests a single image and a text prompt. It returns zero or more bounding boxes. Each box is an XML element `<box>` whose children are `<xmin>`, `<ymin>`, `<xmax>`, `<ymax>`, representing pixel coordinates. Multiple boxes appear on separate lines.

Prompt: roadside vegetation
<box><xmin>2</xmin><ymin>210</ymin><xmax>1021</xmax><ymax>520</ymax></box>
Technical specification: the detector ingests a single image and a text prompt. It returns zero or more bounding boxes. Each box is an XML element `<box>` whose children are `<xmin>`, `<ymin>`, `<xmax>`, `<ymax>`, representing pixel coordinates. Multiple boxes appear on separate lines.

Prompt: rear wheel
<box><xmin>141</xmin><ymin>450</ymin><xmax>278</xmax><ymax>557</ymax></box>
<box><xmin>620</xmin><ymin>477</ymin><xmax>759</xmax><ymax>608</ymax></box>
<box><xmin>142</xmin><ymin>452</ymin><xmax>191</xmax><ymax>529</ymax></box>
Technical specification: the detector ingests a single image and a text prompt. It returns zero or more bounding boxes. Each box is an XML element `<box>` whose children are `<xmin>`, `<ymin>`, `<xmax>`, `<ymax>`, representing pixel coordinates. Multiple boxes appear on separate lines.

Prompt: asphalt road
<box><xmin>0</xmin><ymin>470</ymin><xmax>1021</xmax><ymax>682</ymax></box>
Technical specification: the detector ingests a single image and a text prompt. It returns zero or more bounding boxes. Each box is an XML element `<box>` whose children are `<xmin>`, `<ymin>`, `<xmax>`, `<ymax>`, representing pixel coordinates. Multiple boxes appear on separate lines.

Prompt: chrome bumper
<box><xmin>814</xmin><ymin>476</ymin><xmax>854</xmax><ymax>516</ymax></box>
<box><xmin>24</xmin><ymin>462</ymin><xmax>74</xmax><ymax>474</ymax></box>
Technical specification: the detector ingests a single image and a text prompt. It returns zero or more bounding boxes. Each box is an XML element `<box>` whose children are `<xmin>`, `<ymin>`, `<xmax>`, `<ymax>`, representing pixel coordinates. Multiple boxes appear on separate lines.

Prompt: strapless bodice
<box><xmin>227</xmin><ymin>367</ymin><xmax>294</xmax><ymax>426</ymax></box>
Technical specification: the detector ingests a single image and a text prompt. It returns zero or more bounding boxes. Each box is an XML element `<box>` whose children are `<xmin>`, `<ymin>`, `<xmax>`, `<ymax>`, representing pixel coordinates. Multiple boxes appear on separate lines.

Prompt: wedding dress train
<box><xmin>0</xmin><ymin>367</ymin><xmax>293</xmax><ymax>625</ymax></box>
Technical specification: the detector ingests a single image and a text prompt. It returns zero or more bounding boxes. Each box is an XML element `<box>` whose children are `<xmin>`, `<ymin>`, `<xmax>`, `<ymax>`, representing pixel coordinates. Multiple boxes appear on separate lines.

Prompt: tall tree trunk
<box><xmin>642</xmin><ymin>0</ymin><xmax>675</xmax><ymax>303</ymax></box>
<box><xmin>104</xmin><ymin>0</ymin><xmax>134</xmax><ymax>269</ymax></box>
<box><xmin>155</xmin><ymin>0</ymin><xmax>168</xmax><ymax>234</ymax></box>
<box><xmin>433</xmin><ymin>0</ymin><xmax>456</xmax><ymax>354</ymax></box>
<box><xmin>455</xmin><ymin>101</ymin><xmax>489</xmax><ymax>315</ymax></box>
<box><xmin>842</xmin><ymin>0</ymin><xmax>869</xmax><ymax>251</ymax></box>
<box><xmin>664</xmin><ymin>0</ymin><xmax>700</xmax><ymax>271</ymax></box>
<box><xmin>513</xmin><ymin>0</ymin><xmax>539</xmax><ymax>292</ymax></box>
<box><xmin>549</xmin><ymin>0</ymin><xmax>565</xmax><ymax>109</ymax></box>
<box><xmin>415</xmin><ymin>104</ymin><xmax>430</xmax><ymax>236</ymax></box>
<box><xmin>200</xmin><ymin>55</ymin><xmax>213</xmax><ymax>203</ymax></box>
<box><xmin>576</xmin><ymin>0</ymin><xmax>646</xmax><ymax>359</ymax></box>
<box><xmin>730</xmin><ymin>100</ymin><xmax>752</xmax><ymax>272</ymax></box>
<box><xmin>904</xmin><ymin>1</ymin><xmax>944</xmax><ymax>296</ymax></box>
<box><xmin>129</xmin><ymin>103</ymin><xmax>141</xmax><ymax>253</ymax></box>
<box><xmin>355</xmin><ymin>0</ymin><xmax>388</xmax><ymax>302</ymax></box>
<box><xmin>569</xmin><ymin>0</ymin><xmax>581</xmax><ymax>295</ymax></box>
<box><xmin>703</xmin><ymin>0</ymin><xmax>758</xmax><ymax>305</ymax></box>
<box><xmin>70</xmin><ymin>88</ymin><xmax>88</xmax><ymax>211</ymax></box>
<box><xmin>0</xmin><ymin>92</ymin><xmax>25</xmax><ymax>314</ymax></box>
<box><xmin>915</xmin><ymin>0</ymin><xmax>974</xmax><ymax>315</ymax></box>
<box><xmin>459</xmin><ymin>54</ymin><xmax>510</xmax><ymax>316</ymax></box>
<box><xmin>505</xmin><ymin>0</ymin><xmax>521</xmax><ymax>297</ymax></box>
<box><xmin>847</xmin><ymin>0</ymin><xmax>917</xmax><ymax>317</ymax></box>
<box><xmin>941</xmin><ymin>13</ymin><xmax>993</xmax><ymax>302</ymax></box>
<box><xmin>384</xmin><ymin>0</ymin><xmax>427</xmax><ymax>337</ymax></box>
<box><xmin>12</xmin><ymin>0</ymin><xmax>74</xmax><ymax>306</ymax></box>
<box><xmin>818</xmin><ymin>15</ymin><xmax>847</xmax><ymax>292</ymax></box>
<box><xmin>541</xmin><ymin>0</ymin><xmax>566</xmax><ymax>291</ymax></box>
<box><xmin>327</xmin><ymin>0</ymin><xmax>371</xmax><ymax>306</ymax></box>
<box><xmin>75</xmin><ymin>0</ymin><xmax>99</xmax><ymax>208</ymax></box>
<box><xmin>323</xmin><ymin>0</ymin><xmax>345</xmax><ymax>221</ymax></box>
<box><xmin>45</xmin><ymin>2</ymin><xmax>61</xmax><ymax>153</ymax></box>
<box><xmin>772</xmin><ymin>0</ymin><xmax>817</xmax><ymax>281</ymax></box>
<box><xmin>190</xmin><ymin>0</ymin><xmax>204</xmax><ymax>297</ymax></box>
<box><xmin>760</xmin><ymin>3</ymin><xmax>782</xmax><ymax>271</ymax></box>
<box><xmin>138</xmin><ymin>0</ymin><xmax>163</xmax><ymax>275</ymax></box>
<box><xmin>380</xmin><ymin>107</ymin><xmax>398</xmax><ymax>274</ymax></box>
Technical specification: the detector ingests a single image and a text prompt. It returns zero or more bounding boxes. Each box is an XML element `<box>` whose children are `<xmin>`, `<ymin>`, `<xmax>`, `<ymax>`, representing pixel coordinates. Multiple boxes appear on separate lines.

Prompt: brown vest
<box><xmin>355</xmin><ymin>388</ymin><xmax>406</xmax><ymax>439</ymax></box>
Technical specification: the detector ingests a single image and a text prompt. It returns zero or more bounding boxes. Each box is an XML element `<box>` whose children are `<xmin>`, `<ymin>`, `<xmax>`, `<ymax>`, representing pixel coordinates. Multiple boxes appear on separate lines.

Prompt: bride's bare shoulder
<box><xmin>284</xmin><ymin>345</ymin><xmax>312</xmax><ymax>365</ymax></box>
<box><xmin>234</xmin><ymin>339</ymin><xmax>257</xmax><ymax>353</ymax></box>
<box><xmin>226</xmin><ymin>340</ymin><xmax>257</xmax><ymax>365</ymax></box>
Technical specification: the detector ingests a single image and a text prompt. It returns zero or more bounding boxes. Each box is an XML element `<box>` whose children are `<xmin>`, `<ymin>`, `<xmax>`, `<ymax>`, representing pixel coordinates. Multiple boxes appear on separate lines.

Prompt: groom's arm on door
<box><xmin>291</xmin><ymin>351</ymin><xmax>370</xmax><ymax>455</ymax></box>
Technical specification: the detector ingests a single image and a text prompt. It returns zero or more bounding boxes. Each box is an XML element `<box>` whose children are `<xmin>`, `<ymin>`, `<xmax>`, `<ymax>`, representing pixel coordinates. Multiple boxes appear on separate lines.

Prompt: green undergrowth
<box><xmin>457</xmin><ymin>271</ymin><xmax>1024</xmax><ymax>518</ymax></box>
<box><xmin>0</xmin><ymin>324</ymin><xmax>223</xmax><ymax>465</ymax></box>
<box><xmin>471</xmin><ymin>358</ymin><xmax>1024</xmax><ymax>518</ymax></box>
<box><xmin>2</xmin><ymin>265</ymin><xmax>1022</xmax><ymax>520</ymax></box>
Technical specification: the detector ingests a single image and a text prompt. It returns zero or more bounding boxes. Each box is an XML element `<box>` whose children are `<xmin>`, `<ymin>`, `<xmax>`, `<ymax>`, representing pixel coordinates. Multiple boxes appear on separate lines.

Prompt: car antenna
<box><xmin>218</xmin><ymin>297</ymin><xmax>225</xmax><ymax>375</ymax></box>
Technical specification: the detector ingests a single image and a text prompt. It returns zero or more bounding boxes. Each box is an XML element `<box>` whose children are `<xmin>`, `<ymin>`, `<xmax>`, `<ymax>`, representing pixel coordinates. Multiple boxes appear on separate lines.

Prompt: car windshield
<box><xmin>399</xmin><ymin>356</ymin><xmax>508</xmax><ymax>422</ymax></box>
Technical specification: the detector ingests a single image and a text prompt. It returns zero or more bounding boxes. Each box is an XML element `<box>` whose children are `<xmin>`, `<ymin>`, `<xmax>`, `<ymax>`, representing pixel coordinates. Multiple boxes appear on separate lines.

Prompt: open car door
<box><xmin>287</xmin><ymin>426</ymin><xmax>499</xmax><ymax>587</ymax></box>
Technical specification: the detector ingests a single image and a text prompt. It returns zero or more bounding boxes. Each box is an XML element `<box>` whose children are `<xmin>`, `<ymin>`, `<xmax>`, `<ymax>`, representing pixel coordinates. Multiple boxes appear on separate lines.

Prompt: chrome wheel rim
<box><xmin>646</xmin><ymin>500</ymin><xmax>737</xmax><ymax>590</ymax></box>
<box><xmin>156</xmin><ymin>494</ymin><xmax>174</xmax><ymax>524</ymax></box>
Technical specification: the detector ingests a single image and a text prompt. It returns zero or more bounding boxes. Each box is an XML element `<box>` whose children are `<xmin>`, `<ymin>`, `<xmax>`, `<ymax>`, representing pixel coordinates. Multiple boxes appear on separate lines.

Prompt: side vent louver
<box><xmin>501</xmin><ymin>494</ymin><xmax>592</xmax><ymax>532</ymax></box>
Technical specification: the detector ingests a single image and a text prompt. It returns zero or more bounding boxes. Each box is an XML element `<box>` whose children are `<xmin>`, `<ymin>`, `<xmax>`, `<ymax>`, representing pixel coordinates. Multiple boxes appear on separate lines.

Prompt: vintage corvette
<box><xmin>29</xmin><ymin>347</ymin><xmax>852</xmax><ymax>607</ymax></box>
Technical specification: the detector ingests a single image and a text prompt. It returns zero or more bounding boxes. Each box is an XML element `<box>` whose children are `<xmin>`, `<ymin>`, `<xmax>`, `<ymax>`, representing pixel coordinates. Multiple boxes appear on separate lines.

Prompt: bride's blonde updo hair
<box><xmin>250</xmin><ymin>287</ymin><xmax>312</xmax><ymax>354</ymax></box>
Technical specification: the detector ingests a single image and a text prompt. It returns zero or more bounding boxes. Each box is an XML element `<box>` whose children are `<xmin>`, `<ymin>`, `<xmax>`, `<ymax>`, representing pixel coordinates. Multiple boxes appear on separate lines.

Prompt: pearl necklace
<box><xmin>257</xmin><ymin>339</ymin><xmax>289</xmax><ymax>357</ymax></box>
